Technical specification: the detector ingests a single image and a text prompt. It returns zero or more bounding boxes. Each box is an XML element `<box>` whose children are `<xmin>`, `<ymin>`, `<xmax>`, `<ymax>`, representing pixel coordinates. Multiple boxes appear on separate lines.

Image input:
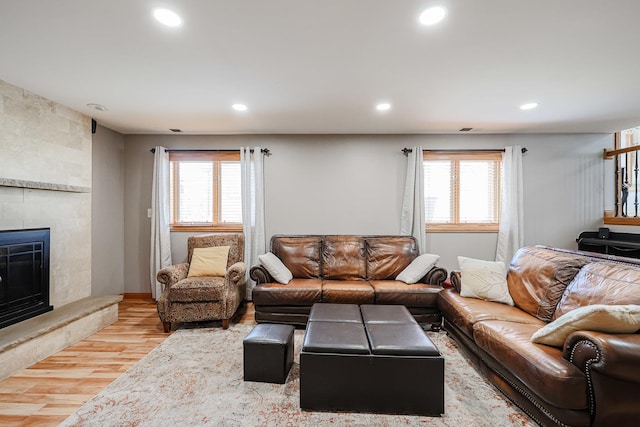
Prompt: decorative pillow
<box><xmin>531</xmin><ymin>304</ymin><xmax>640</xmax><ymax>347</ymax></box>
<box><xmin>458</xmin><ymin>256</ymin><xmax>514</xmax><ymax>306</ymax></box>
<box><xmin>187</xmin><ymin>246</ymin><xmax>230</xmax><ymax>277</ymax></box>
<box><xmin>396</xmin><ymin>253</ymin><xmax>440</xmax><ymax>284</ymax></box>
<box><xmin>258</xmin><ymin>252</ymin><xmax>293</xmax><ymax>284</ymax></box>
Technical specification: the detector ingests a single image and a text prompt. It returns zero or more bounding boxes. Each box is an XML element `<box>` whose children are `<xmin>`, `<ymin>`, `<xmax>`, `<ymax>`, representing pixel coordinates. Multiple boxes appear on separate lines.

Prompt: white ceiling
<box><xmin>1</xmin><ymin>0</ymin><xmax>640</xmax><ymax>135</ymax></box>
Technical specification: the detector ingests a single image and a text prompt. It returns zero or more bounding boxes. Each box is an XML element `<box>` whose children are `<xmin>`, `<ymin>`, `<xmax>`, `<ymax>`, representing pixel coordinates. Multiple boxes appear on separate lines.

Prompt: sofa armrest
<box><xmin>226</xmin><ymin>261</ymin><xmax>246</xmax><ymax>288</ymax></box>
<box><xmin>564</xmin><ymin>330</ymin><xmax>640</xmax><ymax>422</ymax></box>
<box><xmin>250</xmin><ymin>264</ymin><xmax>273</xmax><ymax>285</ymax></box>
<box><xmin>449</xmin><ymin>271</ymin><xmax>461</xmax><ymax>292</ymax></box>
<box><xmin>156</xmin><ymin>263</ymin><xmax>189</xmax><ymax>288</ymax></box>
<box><xmin>421</xmin><ymin>266</ymin><xmax>448</xmax><ymax>287</ymax></box>
<box><xmin>564</xmin><ymin>330</ymin><xmax>640</xmax><ymax>383</ymax></box>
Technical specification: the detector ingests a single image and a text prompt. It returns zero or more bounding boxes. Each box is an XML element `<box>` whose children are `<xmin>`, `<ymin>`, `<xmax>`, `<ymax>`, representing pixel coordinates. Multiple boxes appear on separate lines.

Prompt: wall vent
<box><xmin>459</xmin><ymin>127</ymin><xmax>473</xmax><ymax>132</ymax></box>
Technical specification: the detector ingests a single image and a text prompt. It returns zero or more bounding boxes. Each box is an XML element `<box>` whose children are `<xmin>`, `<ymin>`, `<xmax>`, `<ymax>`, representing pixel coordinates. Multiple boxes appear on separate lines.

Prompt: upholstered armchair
<box><xmin>156</xmin><ymin>233</ymin><xmax>246</xmax><ymax>332</ymax></box>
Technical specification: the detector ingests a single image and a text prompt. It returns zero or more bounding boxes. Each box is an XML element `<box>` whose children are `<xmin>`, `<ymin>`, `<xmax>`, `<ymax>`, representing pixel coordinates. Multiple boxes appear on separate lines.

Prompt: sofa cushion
<box><xmin>321</xmin><ymin>280</ymin><xmax>374</xmax><ymax>304</ymax></box>
<box><xmin>258</xmin><ymin>251</ymin><xmax>293</xmax><ymax>284</ymax></box>
<box><xmin>396</xmin><ymin>254</ymin><xmax>440</xmax><ymax>284</ymax></box>
<box><xmin>252</xmin><ymin>279</ymin><xmax>322</xmax><ymax>306</ymax></box>
<box><xmin>553</xmin><ymin>262</ymin><xmax>640</xmax><ymax>321</ymax></box>
<box><xmin>187</xmin><ymin>246</ymin><xmax>229</xmax><ymax>278</ymax></box>
<box><xmin>365</xmin><ymin>236</ymin><xmax>417</xmax><ymax>280</ymax></box>
<box><xmin>532</xmin><ymin>304</ymin><xmax>640</xmax><ymax>347</ymax></box>
<box><xmin>473</xmin><ymin>320</ymin><xmax>588</xmax><ymax>410</ymax></box>
<box><xmin>438</xmin><ymin>288</ymin><xmax>543</xmax><ymax>338</ymax></box>
<box><xmin>272</xmin><ymin>236</ymin><xmax>322</xmax><ymax>279</ymax></box>
<box><xmin>370</xmin><ymin>280</ymin><xmax>440</xmax><ymax>307</ymax></box>
<box><xmin>458</xmin><ymin>257</ymin><xmax>514</xmax><ymax>306</ymax></box>
<box><xmin>508</xmin><ymin>247</ymin><xmax>589</xmax><ymax>322</ymax></box>
<box><xmin>322</xmin><ymin>236</ymin><xmax>366</xmax><ymax>280</ymax></box>
<box><xmin>168</xmin><ymin>276</ymin><xmax>226</xmax><ymax>302</ymax></box>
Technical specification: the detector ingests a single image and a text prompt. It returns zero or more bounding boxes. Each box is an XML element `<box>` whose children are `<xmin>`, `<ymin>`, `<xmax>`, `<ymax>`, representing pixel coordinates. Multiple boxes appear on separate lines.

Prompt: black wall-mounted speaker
<box><xmin>91</xmin><ymin>119</ymin><xmax>97</xmax><ymax>134</ymax></box>
<box><xmin>598</xmin><ymin>227</ymin><xmax>610</xmax><ymax>239</ymax></box>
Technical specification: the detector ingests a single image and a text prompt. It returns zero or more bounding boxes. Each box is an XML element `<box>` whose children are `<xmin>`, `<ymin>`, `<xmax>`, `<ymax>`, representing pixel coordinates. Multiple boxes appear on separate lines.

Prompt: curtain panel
<box><xmin>401</xmin><ymin>146</ymin><xmax>427</xmax><ymax>254</ymax></box>
<box><xmin>150</xmin><ymin>146</ymin><xmax>172</xmax><ymax>300</ymax></box>
<box><xmin>495</xmin><ymin>146</ymin><xmax>524</xmax><ymax>263</ymax></box>
<box><xmin>241</xmin><ymin>147</ymin><xmax>267</xmax><ymax>299</ymax></box>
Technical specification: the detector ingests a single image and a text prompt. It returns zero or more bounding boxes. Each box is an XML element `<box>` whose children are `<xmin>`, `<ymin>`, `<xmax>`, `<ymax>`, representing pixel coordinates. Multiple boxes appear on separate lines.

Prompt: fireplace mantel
<box><xmin>0</xmin><ymin>178</ymin><xmax>90</xmax><ymax>193</ymax></box>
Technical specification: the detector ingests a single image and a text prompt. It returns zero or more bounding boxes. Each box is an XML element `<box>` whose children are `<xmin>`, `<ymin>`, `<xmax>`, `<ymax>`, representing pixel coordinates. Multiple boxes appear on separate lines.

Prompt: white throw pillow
<box><xmin>396</xmin><ymin>253</ymin><xmax>440</xmax><ymax>284</ymax></box>
<box><xmin>531</xmin><ymin>304</ymin><xmax>640</xmax><ymax>347</ymax></box>
<box><xmin>258</xmin><ymin>252</ymin><xmax>293</xmax><ymax>284</ymax></box>
<box><xmin>458</xmin><ymin>256</ymin><xmax>514</xmax><ymax>306</ymax></box>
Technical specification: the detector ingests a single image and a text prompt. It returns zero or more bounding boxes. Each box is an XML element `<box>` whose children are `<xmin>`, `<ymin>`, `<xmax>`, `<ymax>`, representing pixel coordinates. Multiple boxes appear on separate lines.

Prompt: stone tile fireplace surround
<box><xmin>0</xmin><ymin>80</ymin><xmax>121</xmax><ymax>380</ymax></box>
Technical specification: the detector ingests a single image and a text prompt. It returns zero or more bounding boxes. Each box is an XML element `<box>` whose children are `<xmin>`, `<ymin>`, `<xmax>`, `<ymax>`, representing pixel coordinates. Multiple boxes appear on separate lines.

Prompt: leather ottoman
<box><xmin>243</xmin><ymin>323</ymin><xmax>294</xmax><ymax>383</ymax></box>
<box><xmin>300</xmin><ymin>303</ymin><xmax>444</xmax><ymax>415</ymax></box>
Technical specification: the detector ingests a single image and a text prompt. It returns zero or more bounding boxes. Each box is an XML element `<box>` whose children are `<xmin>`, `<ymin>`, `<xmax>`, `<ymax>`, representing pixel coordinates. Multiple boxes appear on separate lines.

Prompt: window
<box><xmin>169</xmin><ymin>151</ymin><xmax>242</xmax><ymax>231</ymax></box>
<box><xmin>423</xmin><ymin>151</ymin><xmax>502</xmax><ymax>232</ymax></box>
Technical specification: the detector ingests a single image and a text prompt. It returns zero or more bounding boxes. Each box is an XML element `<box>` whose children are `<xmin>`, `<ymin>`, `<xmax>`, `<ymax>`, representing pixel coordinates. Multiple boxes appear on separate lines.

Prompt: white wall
<box><xmin>122</xmin><ymin>133</ymin><xmax>611</xmax><ymax>293</ymax></box>
<box><xmin>91</xmin><ymin>125</ymin><xmax>125</xmax><ymax>295</ymax></box>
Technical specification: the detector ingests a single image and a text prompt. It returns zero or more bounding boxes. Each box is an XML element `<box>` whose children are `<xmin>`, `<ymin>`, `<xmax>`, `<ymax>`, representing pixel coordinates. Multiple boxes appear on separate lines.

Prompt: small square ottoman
<box><xmin>243</xmin><ymin>323</ymin><xmax>295</xmax><ymax>384</ymax></box>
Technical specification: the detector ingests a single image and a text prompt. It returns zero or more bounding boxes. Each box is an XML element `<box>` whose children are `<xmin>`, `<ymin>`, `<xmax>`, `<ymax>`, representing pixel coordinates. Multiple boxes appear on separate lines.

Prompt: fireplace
<box><xmin>0</xmin><ymin>228</ymin><xmax>52</xmax><ymax>329</ymax></box>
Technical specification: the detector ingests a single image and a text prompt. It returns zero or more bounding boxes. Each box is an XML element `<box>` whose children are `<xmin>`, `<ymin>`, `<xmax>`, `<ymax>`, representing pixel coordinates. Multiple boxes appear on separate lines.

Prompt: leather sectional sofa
<box><xmin>250</xmin><ymin>235</ymin><xmax>447</xmax><ymax>327</ymax></box>
<box><xmin>439</xmin><ymin>246</ymin><xmax>640</xmax><ymax>427</ymax></box>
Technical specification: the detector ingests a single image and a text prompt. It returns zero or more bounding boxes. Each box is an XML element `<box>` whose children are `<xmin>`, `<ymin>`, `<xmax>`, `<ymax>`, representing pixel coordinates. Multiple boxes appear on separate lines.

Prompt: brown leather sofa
<box><xmin>439</xmin><ymin>246</ymin><xmax>640</xmax><ymax>427</ymax></box>
<box><xmin>250</xmin><ymin>235</ymin><xmax>447</xmax><ymax>327</ymax></box>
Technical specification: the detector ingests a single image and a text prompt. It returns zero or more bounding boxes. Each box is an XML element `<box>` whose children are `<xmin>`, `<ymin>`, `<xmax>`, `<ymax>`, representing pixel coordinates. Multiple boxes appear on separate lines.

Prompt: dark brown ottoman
<box><xmin>300</xmin><ymin>303</ymin><xmax>444</xmax><ymax>415</ymax></box>
<box><xmin>243</xmin><ymin>323</ymin><xmax>294</xmax><ymax>384</ymax></box>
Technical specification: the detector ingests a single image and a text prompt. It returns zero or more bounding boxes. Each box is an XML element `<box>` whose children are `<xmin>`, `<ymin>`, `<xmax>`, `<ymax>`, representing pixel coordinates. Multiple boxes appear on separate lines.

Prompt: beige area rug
<box><xmin>60</xmin><ymin>324</ymin><xmax>535</xmax><ymax>427</ymax></box>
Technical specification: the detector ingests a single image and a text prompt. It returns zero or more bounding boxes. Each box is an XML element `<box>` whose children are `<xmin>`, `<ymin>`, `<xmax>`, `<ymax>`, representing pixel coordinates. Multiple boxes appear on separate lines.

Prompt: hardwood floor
<box><xmin>0</xmin><ymin>298</ymin><xmax>255</xmax><ymax>426</ymax></box>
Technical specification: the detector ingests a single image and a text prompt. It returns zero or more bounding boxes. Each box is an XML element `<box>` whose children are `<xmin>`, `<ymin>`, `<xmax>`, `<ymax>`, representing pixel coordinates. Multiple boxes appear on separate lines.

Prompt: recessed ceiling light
<box><xmin>86</xmin><ymin>103</ymin><xmax>107</xmax><ymax>112</ymax></box>
<box><xmin>520</xmin><ymin>102</ymin><xmax>539</xmax><ymax>110</ymax></box>
<box><xmin>232</xmin><ymin>104</ymin><xmax>248</xmax><ymax>111</ymax></box>
<box><xmin>153</xmin><ymin>8</ymin><xmax>182</xmax><ymax>27</ymax></box>
<box><xmin>419</xmin><ymin>6</ymin><xmax>446</xmax><ymax>26</ymax></box>
<box><xmin>376</xmin><ymin>103</ymin><xmax>391</xmax><ymax>111</ymax></box>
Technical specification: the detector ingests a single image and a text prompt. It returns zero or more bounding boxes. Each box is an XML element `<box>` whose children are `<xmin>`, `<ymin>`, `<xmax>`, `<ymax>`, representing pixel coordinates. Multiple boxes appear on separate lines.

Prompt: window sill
<box><xmin>426</xmin><ymin>224</ymin><xmax>499</xmax><ymax>233</ymax></box>
<box><xmin>170</xmin><ymin>225</ymin><xmax>243</xmax><ymax>232</ymax></box>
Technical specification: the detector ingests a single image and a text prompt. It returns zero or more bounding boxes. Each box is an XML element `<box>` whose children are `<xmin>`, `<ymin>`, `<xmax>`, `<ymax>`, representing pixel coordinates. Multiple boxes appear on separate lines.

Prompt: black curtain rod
<box><xmin>402</xmin><ymin>147</ymin><xmax>527</xmax><ymax>155</ymax></box>
<box><xmin>150</xmin><ymin>148</ymin><xmax>270</xmax><ymax>155</ymax></box>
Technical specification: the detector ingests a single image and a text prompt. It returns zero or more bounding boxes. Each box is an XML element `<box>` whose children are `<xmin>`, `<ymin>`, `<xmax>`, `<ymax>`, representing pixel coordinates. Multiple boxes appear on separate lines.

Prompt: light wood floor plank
<box><xmin>0</xmin><ymin>298</ymin><xmax>255</xmax><ymax>426</ymax></box>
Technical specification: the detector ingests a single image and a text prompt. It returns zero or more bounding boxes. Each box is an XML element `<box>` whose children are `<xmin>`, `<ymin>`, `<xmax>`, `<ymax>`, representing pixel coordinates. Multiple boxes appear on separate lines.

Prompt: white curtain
<box><xmin>241</xmin><ymin>147</ymin><xmax>267</xmax><ymax>300</ymax></box>
<box><xmin>150</xmin><ymin>146</ymin><xmax>172</xmax><ymax>300</ymax></box>
<box><xmin>495</xmin><ymin>146</ymin><xmax>524</xmax><ymax>264</ymax></box>
<box><xmin>400</xmin><ymin>146</ymin><xmax>427</xmax><ymax>254</ymax></box>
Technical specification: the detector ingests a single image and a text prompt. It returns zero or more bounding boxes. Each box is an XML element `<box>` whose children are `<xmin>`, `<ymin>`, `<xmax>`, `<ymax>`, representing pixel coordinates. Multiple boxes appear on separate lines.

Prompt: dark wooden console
<box><xmin>577</xmin><ymin>230</ymin><xmax>640</xmax><ymax>259</ymax></box>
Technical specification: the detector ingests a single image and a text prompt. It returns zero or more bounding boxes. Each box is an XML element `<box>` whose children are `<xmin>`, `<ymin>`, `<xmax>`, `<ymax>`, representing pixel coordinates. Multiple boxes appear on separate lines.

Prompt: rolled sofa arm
<box><xmin>564</xmin><ymin>330</ymin><xmax>640</xmax><ymax>424</ymax></box>
<box><xmin>450</xmin><ymin>271</ymin><xmax>461</xmax><ymax>292</ymax></box>
<box><xmin>156</xmin><ymin>263</ymin><xmax>189</xmax><ymax>288</ymax></box>
<box><xmin>564</xmin><ymin>331</ymin><xmax>640</xmax><ymax>383</ymax></box>
<box><xmin>226</xmin><ymin>262</ymin><xmax>246</xmax><ymax>288</ymax></box>
<box><xmin>250</xmin><ymin>264</ymin><xmax>273</xmax><ymax>285</ymax></box>
<box><xmin>422</xmin><ymin>266</ymin><xmax>448</xmax><ymax>287</ymax></box>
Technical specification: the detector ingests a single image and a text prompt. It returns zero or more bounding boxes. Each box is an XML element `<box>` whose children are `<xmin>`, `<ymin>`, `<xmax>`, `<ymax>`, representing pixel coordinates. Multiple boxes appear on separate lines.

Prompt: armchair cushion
<box><xmin>168</xmin><ymin>276</ymin><xmax>227</xmax><ymax>302</ymax></box>
<box><xmin>187</xmin><ymin>246</ymin><xmax>230</xmax><ymax>277</ymax></box>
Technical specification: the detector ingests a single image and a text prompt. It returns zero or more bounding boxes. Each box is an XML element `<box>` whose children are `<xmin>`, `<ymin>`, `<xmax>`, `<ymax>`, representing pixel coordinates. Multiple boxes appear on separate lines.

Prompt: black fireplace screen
<box><xmin>0</xmin><ymin>228</ymin><xmax>52</xmax><ymax>329</ymax></box>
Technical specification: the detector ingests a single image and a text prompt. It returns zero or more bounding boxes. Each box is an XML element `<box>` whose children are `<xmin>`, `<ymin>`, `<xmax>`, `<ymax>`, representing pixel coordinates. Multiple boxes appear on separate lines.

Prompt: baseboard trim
<box><xmin>122</xmin><ymin>293</ymin><xmax>153</xmax><ymax>300</ymax></box>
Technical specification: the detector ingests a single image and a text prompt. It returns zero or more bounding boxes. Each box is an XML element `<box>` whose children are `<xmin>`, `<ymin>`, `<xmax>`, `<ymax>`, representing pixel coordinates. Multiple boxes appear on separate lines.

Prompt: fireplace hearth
<box><xmin>0</xmin><ymin>228</ymin><xmax>52</xmax><ymax>329</ymax></box>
